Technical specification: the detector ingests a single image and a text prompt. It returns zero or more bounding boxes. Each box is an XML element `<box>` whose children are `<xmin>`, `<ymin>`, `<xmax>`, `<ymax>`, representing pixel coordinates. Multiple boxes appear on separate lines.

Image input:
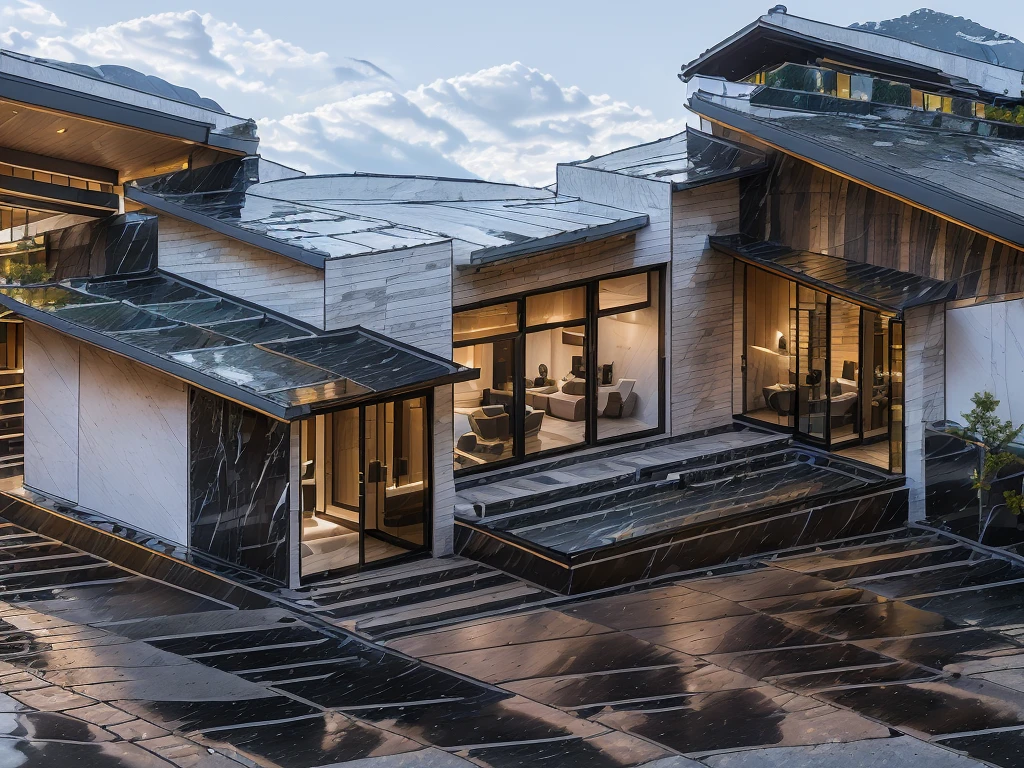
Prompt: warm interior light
<box><xmin>181</xmin><ymin>162</ymin><xmax>189</xmax><ymax>169</ymax></box>
<box><xmin>55</xmin><ymin>127</ymin><xmax>67</xmax><ymax>134</ymax></box>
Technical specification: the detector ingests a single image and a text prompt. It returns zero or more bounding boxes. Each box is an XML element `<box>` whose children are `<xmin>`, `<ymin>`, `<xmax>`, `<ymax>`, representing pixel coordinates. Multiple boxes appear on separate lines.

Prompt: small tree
<box><xmin>951</xmin><ymin>392</ymin><xmax>1024</xmax><ymax>540</ymax></box>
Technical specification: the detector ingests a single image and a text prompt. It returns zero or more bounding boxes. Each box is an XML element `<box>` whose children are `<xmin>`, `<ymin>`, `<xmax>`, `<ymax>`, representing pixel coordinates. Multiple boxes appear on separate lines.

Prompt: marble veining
<box><xmin>188</xmin><ymin>388</ymin><xmax>290</xmax><ymax>582</ymax></box>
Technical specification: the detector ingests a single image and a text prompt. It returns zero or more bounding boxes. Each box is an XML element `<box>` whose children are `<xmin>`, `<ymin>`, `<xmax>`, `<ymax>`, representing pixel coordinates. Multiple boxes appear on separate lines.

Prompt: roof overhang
<box><xmin>466</xmin><ymin>214</ymin><xmax>648</xmax><ymax>268</ymax></box>
<box><xmin>681</xmin><ymin>13</ymin><xmax>1024</xmax><ymax>100</ymax></box>
<box><xmin>712</xmin><ymin>235</ymin><xmax>957</xmax><ymax>314</ymax></box>
<box><xmin>0</xmin><ymin>174</ymin><xmax>119</xmax><ymax>217</ymax></box>
<box><xmin>690</xmin><ymin>92</ymin><xmax>1024</xmax><ymax>253</ymax></box>
<box><xmin>0</xmin><ymin>270</ymin><xmax>477</xmax><ymax>421</ymax></box>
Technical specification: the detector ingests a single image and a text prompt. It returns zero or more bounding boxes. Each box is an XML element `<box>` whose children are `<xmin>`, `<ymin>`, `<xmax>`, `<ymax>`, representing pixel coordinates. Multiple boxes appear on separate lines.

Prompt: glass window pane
<box><xmin>599</xmin><ymin>273</ymin><xmax>649</xmax><ymax>311</ymax></box>
<box><xmin>829</xmin><ymin>297</ymin><xmax>860</xmax><ymax>446</ymax></box>
<box><xmin>797</xmin><ymin>286</ymin><xmax>827</xmax><ymax>441</ymax></box>
<box><xmin>890</xmin><ymin>321</ymin><xmax>905</xmax><ymax>473</ymax></box>
<box><xmin>743</xmin><ymin>267</ymin><xmax>795</xmax><ymax>428</ymax></box>
<box><xmin>453</xmin><ymin>301</ymin><xmax>518</xmax><ymax>343</ymax></box>
<box><xmin>525</xmin><ymin>324</ymin><xmax>586</xmax><ymax>454</ymax></box>
<box><xmin>861</xmin><ymin>311</ymin><xmax>892</xmax><ymax>441</ymax></box>
<box><xmin>837</xmin><ymin>73</ymin><xmax>851</xmax><ymax>100</ymax></box>
<box><xmin>453</xmin><ymin>340</ymin><xmax>515</xmax><ymax>469</ymax></box>
<box><xmin>330</xmin><ymin>408</ymin><xmax>360</xmax><ymax>512</ymax></box>
<box><xmin>526</xmin><ymin>287</ymin><xmax>585</xmax><ymax>327</ymax></box>
<box><xmin>371</xmin><ymin>396</ymin><xmax>428</xmax><ymax>555</ymax></box>
<box><xmin>850</xmin><ymin>75</ymin><xmax>873</xmax><ymax>101</ymax></box>
<box><xmin>598</xmin><ymin>271</ymin><xmax>659</xmax><ymax>440</ymax></box>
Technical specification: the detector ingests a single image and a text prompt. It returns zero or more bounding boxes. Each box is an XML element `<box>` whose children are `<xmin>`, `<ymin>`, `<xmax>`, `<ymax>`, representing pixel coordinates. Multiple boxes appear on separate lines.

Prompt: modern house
<box><xmin>0</xmin><ymin>8</ymin><xmax>1021</xmax><ymax>591</ymax></box>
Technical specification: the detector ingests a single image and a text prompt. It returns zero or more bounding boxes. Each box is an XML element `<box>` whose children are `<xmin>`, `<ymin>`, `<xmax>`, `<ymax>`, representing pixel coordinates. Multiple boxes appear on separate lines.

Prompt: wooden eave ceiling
<box><xmin>0</xmin><ymin>97</ymin><xmax>242</xmax><ymax>184</ymax></box>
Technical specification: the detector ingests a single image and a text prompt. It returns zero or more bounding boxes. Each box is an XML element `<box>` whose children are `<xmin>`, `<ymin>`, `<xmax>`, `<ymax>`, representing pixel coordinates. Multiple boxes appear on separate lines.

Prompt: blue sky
<box><xmin>3</xmin><ymin>1</ymin><xmax>1022</xmax><ymax>184</ymax></box>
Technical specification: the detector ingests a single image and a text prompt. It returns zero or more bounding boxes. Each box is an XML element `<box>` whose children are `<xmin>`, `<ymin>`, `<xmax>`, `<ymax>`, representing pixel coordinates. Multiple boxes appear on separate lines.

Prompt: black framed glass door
<box><xmin>739</xmin><ymin>262</ymin><xmax>904</xmax><ymax>471</ymax></box>
<box><xmin>300</xmin><ymin>393</ymin><xmax>431</xmax><ymax>579</ymax></box>
<box><xmin>795</xmin><ymin>285</ymin><xmax>829</xmax><ymax>444</ymax></box>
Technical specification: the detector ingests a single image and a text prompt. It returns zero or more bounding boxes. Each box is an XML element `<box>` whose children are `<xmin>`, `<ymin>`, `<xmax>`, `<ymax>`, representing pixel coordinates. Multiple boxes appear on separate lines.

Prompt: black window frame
<box><xmin>452</xmin><ymin>264</ymin><xmax>666</xmax><ymax>476</ymax></box>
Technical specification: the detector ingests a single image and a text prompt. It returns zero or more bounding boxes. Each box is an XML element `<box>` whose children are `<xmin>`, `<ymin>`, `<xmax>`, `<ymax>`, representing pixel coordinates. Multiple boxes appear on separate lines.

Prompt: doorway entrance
<box><xmin>300</xmin><ymin>393</ymin><xmax>431</xmax><ymax>579</ymax></box>
<box><xmin>738</xmin><ymin>264</ymin><xmax>904</xmax><ymax>472</ymax></box>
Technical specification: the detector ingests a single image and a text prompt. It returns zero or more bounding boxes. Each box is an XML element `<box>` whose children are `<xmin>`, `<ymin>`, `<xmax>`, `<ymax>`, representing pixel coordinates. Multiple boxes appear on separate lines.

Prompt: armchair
<box><xmin>598</xmin><ymin>379</ymin><xmax>638</xmax><ymax>418</ymax></box>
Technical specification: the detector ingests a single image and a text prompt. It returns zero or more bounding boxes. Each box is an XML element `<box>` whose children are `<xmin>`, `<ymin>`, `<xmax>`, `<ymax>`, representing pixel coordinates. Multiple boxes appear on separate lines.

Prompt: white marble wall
<box><xmin>78</xmin><ymin>346</ymin><xmax>189</xmax><ymax>544</ymax></box>
<box><xmin>946</xmin><ymin>300</ymin><xmax>1024</xmax><ymax>426</ymax></box>
<box><xmin>23</xmin><ymin>323</ymin><xmax>80</xmax><ymax>503</ymax></box>
<box><xmin>433</xmin><ymin>384</ymin><xmax>455</xmax><ymax>556</ymax></box>
<box><xmin>904</xmin><ymin>304</ymin><xmax>946</xmax><ymax>521</ymax></box>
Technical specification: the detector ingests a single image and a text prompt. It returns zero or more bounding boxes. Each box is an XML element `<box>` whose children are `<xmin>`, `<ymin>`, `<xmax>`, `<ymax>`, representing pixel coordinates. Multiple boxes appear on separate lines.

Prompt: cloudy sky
<box><xmin>1</xmin><ymin>0</ymin><xmax>1022</xmax><ymax>185</ymax></box>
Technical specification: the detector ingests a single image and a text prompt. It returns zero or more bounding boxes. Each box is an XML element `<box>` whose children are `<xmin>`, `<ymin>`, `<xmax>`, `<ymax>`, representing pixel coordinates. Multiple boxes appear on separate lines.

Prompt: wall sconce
<box><xmin>777</xmin><ymin>333</ymin><xmax>787</xmax><ymax>352</ymax></box>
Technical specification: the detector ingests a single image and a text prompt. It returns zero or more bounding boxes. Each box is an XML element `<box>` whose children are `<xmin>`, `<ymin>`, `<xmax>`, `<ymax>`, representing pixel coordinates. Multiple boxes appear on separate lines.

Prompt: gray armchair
<box><xmin>468</xmin><ymin>405</ymin><xmax>510</xmax><ymax>442</ymax></box>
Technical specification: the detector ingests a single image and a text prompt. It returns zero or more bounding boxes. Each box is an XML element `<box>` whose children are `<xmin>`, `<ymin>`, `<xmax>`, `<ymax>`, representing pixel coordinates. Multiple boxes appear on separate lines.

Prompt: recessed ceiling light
<box><xmin>181</xmin><ymin>162</ymin><xmax>188</xmax><ymax>169</ymax></box>
<box><xmin>55</xmin><ymin>127</ymin><xmax>67</xmax><ymax>134</ymax></box>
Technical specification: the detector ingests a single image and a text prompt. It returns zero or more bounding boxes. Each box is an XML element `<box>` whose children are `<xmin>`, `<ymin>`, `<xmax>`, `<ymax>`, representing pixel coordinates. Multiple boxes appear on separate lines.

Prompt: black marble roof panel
<box><xmin>712</xmin><ymin>235</ymin><xmax>958</xmax><ymax>311</ymax></box>
<box><xmin>127</xmin><ymin>157</ymin><xmax>648</xmax><ymax>269</ymax></box>
<box><xmin>573</xmin><ymin>128</ymin><xmax>767</xmax><ymax>189</ymax></box>
<box><xmin>689</xmin><ymin>92</ymin><xmax>1024</xmax><ymax>249</ymax></box>
<box><xmin>261</xmin><ymin>332</ymin><xmax>461</xmax><ymax>392</ymax></box>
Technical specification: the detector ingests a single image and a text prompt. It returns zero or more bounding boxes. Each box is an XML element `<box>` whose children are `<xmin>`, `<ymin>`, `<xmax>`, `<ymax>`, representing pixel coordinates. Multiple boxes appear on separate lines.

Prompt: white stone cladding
<box><xmin>904</xmin><ymin>303</ymin><xmax>946</xmax><ymax>521</ymax></box>
<box><xmin>156</xmin><ymin>214</ymin><xmax>326</xmax><ymax>328</ymax></box>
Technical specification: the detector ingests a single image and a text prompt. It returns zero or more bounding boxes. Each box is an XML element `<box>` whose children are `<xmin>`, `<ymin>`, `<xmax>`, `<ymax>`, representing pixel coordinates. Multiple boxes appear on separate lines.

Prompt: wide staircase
<box><xmin>453</xmin><ymin>427</ymin><xmax>907</xmax><ymax>594</ymax></box>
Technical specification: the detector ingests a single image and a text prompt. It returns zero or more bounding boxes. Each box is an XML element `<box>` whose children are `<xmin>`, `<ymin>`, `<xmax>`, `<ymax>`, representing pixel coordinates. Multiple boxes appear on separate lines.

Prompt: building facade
<box><xmin>2</xmin><ymin>10</ymin><xmax>1022</xmax><ymax>587</ymax></box>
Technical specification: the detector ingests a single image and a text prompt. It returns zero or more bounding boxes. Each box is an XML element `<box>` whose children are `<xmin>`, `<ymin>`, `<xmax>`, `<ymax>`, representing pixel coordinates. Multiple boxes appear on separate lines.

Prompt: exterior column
<box><xmin>903</xmin><ymin>304</ymin><xmax>945</xmax><ymax>521</ymax></box>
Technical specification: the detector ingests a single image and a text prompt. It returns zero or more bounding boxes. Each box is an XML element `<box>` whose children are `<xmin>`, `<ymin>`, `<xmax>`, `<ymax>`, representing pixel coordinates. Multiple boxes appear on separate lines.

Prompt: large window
<box><xmin>453</xmin><ymin>268</ymin><xmax>663</xmax><ymax>472</ymax></box>
<box><xmin>739</xmin><ymin>263</ymin><xmax>903</xmax><ymax>471</ymax></box>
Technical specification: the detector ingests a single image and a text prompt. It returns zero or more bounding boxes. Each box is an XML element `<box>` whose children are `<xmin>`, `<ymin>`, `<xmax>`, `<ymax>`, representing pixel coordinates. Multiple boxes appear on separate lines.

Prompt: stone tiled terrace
<box><xmin>3</xmin><ymin>507</ymin><xmax>1024</xmax><ymax>766</ymax></box>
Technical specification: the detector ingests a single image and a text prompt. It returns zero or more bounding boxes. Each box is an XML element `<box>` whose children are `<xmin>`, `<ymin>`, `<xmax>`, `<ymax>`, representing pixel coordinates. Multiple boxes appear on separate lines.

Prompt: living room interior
<box><xmin>452</xmin><ymin>268</ymin><xmax>663</xmax><ymax>472</ymax></box>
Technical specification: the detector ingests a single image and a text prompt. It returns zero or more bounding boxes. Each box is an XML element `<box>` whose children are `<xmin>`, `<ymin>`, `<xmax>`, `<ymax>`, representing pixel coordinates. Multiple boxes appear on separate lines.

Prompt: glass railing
<box><xmin>749</xmin><ymin>63</ymin><xmax>989</xmax><ymax>121</ymax></box>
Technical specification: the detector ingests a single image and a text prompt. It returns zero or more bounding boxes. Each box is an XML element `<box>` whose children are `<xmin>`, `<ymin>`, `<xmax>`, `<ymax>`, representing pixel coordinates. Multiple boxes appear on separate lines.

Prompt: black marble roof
<box><xmin>712</xmin><ymin>235</ymin><xmax>958</xmax><ymax>312</ymax></box>
<box><xmin>126</xmin><ymin>157</ymin><xmax>649</xmax><ymax>270</ymax></box>
<box><xmin>570</xmin><ymin>128</ymin><xmax>767</xmax><ymax>190</ymax></box>
<box><xmin>691</xmin><ymin>92</ymin><xmax>1024</xmax><ymax>251</ymax></box>
<box><xmin>0</xmin><ymin>271</ymin><xmax>475</xmax><ymax>420</ymax></box>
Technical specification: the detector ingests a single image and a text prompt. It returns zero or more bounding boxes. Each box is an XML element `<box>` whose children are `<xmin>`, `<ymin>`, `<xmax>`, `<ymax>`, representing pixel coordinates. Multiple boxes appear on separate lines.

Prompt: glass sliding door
<box><xmin>828</xmin><ymin>296</ymin><xmax>861</xmax><ymax>447</ymax></box>
<box><xmin>363</xmin><ymin>396</ymin><xmax>429</xmax><ymax>565</ymax></box>
<box><xmin>739</xmin><ymin>265</ymin><xmax>907</xmax><ymax>471</ymax></box>
<box><xmin>300</xmin><ymin>393</ymin><xmax>431</xmax><ymax>580</ymax></box>
<box><xmin>889</xmin><ymin>321</ymin><xmax>905</xmax><ymax>473</ymax></box>
<box><xmin>742</xmin><ymin>267</ymin><xmax>796</xmax><ymax>427</ymax></box>
<box><xmin>861</xmin><ymin>311</ymin><xmax>893</xmax><ymax>442</ymax></box>
<box><xmin>796</xmin><ymin>286</ymin><xmax>828</xmax><ymax>443</ymax></box>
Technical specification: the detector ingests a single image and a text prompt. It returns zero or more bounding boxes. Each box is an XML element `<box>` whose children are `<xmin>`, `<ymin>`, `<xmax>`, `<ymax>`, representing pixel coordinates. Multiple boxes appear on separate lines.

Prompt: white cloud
<box><xmin>2</xmin><ymin>1</ymin><xmax>63</xmax><ymax>27</ymax></box>
<box><xmin>0</xmin><ymin>6</ymin><xmax>686</xmax><ymax>186</ymax></box>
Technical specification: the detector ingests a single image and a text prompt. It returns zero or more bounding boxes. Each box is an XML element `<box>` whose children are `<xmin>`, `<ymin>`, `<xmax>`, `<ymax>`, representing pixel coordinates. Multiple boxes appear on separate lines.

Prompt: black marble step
<box><xmin>454</xmin><ymin>425</ymin><xmax>744</xmax><ymax>491</ymax></box>
<box><xmin>468</xmin><ymin>440</ymin><xmax>791</xmax><ymax>519</ymax></box>
<box><xmin>313</xmin><ymin>569</ymin><xmax>518</xmax><ymax>618</ymax></box>
<box><xmin>457</xmin><ymin>480</ymin><xmax>908</xmax><ymax>594</ymax></box>
<box><xmin>303</xmin><ymin>561</ymin><xmax>496</xmax><ymax>606</ymax></box>
<box><xmin>478</xmin><ymin>450</ymin><xmax>892</xmax><ymax>558</ymax></box>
